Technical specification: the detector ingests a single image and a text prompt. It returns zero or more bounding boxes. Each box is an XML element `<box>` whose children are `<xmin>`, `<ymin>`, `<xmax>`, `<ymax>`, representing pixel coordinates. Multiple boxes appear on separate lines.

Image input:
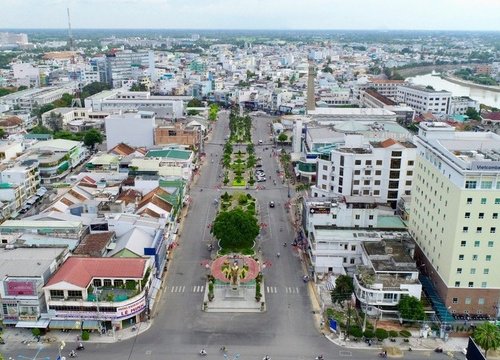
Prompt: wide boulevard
<box><xmin>8</xmin><ymin>111</ymin><xmax>444</xmax><ymax>360</ymax></box>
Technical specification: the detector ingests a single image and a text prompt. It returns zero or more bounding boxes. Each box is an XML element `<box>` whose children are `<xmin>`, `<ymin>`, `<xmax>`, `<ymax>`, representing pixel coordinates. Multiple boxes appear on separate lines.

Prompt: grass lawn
<box><xmin>232</xmin><ymin>179</ymin><xmax>246</xmax><ymax>186</ymax></box>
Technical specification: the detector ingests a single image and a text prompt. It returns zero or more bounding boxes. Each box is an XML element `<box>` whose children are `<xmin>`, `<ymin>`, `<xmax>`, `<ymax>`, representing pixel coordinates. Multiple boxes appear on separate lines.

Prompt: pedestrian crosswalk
<box><xmin>168</xmin><ymin>285</ymin><xmax>300</xmax><ymax>294</ymax></box>
<box><xmin>169</xmin><ymin>285</ymin><xmax>205</xmax><ymax>293</ymax></box>
<box><xmin>266</xmin><ymin>286</ymin><xmax>300</xmax><ymax>294</ymax></box>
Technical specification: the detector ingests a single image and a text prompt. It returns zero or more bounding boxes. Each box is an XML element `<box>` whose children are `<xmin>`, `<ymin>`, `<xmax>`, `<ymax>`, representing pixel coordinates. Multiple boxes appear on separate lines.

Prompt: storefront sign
<box><xmin>117</xmin><ymin>296</ymin><xmax>146</xmax><ymax>318</ymax></box>
<box><xmin>309</xmin><ymin>207</ymin><xmax>330</xmax><ymax>214</ymax></box>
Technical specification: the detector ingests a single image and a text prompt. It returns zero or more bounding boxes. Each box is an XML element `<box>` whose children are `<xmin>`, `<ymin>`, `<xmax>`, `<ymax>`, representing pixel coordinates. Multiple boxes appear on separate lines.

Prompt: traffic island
<box><xmin>202</xmin><ymin>255</ymin><xmax>265</xmax><ymax>313</ymax></box>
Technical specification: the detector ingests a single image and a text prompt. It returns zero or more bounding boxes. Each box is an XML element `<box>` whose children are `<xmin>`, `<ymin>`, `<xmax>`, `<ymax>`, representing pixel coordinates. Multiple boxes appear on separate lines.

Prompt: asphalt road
<box><xmin>8</xmin><ymin>111</ymin><xmax>451</xmax><ymax>360</ymax></box>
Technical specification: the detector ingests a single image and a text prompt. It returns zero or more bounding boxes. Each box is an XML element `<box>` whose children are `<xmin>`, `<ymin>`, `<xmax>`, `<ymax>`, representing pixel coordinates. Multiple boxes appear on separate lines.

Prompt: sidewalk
<box><xmin>1</xmin><ymin>320</ymin><xmax>152</xmax><ymax>347</ymax></box>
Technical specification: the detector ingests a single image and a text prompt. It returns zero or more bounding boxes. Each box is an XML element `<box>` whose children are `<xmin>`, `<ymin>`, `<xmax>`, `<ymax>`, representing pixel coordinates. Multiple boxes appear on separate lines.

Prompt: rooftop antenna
<box><xmin>67</xmin><ymin>7</ymin><xmax>74</xmax><ymax>51</ymax></box>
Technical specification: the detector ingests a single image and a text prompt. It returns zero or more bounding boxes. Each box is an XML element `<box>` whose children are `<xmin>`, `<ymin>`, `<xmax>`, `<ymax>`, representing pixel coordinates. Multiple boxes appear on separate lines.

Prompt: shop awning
<box><xmin>49</xmin><ymin>320</ymin><xmax>82</xmax><ymax>330</ymax></box>
<box><xmin>82</xmin><ymin>320</ymin><xmax>100</xmax><ymax>330</ymax></box>
<box><xmin>16</xmin><ymin>319</ymin><xmax>50</xmax><ymax>328</ymax></box>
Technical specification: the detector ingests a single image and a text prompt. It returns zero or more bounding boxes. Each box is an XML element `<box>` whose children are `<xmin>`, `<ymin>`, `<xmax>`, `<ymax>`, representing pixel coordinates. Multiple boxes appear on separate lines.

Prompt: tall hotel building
<box><xmin>410</xmin><ymin>122</ymin><xmax>500</xmax><ymax>317</ymax></box>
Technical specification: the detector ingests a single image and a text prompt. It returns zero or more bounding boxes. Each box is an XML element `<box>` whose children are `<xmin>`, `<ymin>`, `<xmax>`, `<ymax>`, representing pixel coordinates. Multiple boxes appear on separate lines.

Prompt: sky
<box><xmin>1</xmin><ymin>0</ymin><xmax>500</xmax><ymax>31</ymax></box>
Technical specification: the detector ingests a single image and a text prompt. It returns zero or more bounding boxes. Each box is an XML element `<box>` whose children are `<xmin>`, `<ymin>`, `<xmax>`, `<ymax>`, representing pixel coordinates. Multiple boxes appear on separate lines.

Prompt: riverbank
<box><xmin>397</xmin><ymin>63</ymin><xmax>475</xmax><ymax>78</ymax></box>
<box><xmin>441</xmin><ymin>75</ymin><xmax>500</xmax><ymax>93</ymax></box>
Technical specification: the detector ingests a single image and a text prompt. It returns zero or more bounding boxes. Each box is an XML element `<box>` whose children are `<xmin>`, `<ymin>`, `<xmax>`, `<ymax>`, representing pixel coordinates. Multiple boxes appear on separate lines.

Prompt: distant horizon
<box><xmin>3</xmin><ymin>0</ymin><xmax>500</xmax><ymax>32</ymax></box>
<box><xmin>1</xmin><ymin>28</ymin><xmax>500</xmax><ymax>33</ymax></box>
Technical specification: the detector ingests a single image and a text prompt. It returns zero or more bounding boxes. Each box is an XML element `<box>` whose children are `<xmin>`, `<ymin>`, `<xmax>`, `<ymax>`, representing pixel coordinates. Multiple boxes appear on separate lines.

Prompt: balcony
<box><xmin>87</xmin><ymin>287</ymin><xmax>140</xmax><ymax>303</ymax></box>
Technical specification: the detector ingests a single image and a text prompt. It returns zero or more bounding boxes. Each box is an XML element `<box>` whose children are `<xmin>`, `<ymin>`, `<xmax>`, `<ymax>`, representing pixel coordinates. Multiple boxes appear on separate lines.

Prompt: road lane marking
<box><xmin>339</xmin><ymin>351</ymin><xmax>352</xmax><ymax>357</ymax></box>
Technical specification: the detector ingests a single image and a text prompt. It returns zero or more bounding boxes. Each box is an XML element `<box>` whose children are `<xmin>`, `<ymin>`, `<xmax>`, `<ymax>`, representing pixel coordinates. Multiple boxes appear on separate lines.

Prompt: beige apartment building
<box><xmin>409</xmin><ymin>122</ymin><xmax>500</xmax><ymax>317</ymax></box>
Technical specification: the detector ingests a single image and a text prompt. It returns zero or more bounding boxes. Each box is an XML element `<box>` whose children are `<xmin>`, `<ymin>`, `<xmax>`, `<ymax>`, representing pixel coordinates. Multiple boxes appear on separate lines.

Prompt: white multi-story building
<box><xmin>12</xmin><ymin>63</ymin><xmax>40</xmax><ymax>88</ymax></box>
<box><xmin>448</xmin><ymin>96</ymin><xmax>480</xmax><ymax>116</ymax></box>
<box><xmin>304</xmin><ymin>199</ymin><xmax>410</xmax><ymax>275</ymax></box>
<box><xmin>105</xmin><ymin>111</ymin><xmax>155</xmax><ymax>150</ymax></box>
<box><xmin>312</xmin><ymin>134</ymin><xmax>417</xmax><ymax>209</ymax></box>
<box><xmin>85</xmin><ymin>90</ymin><xmax>185</xmax><ymax>119</ymax></box>
<box><xmin>354</xmin><ymin>240</ymin><xmax>422</xmax><ymax>317</ymax></box>
<box><xmin>397</xmin><ymin>85</ymin><xmax>452</xmax><ymax>115</ymax></box>
<box><xmin>105</xmin><ymin>50</ymin><xmax>152</xmax><ymax>88</ymax></box>
<box><xmin>0</xmin><ymin>87</ymin><xmax>70</xmax><ymax>111</ymax></box>
<box><xmin>409</xmin><ymin>122</ymin><xmax>500</xmax><ymax>318</ymax></box>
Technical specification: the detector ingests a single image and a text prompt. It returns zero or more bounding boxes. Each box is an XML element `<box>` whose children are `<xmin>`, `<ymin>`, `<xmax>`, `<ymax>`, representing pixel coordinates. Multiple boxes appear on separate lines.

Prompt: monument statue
<box><xmin>230</xmin><ymin>261</ymin><xmax>240</xmax><ymax>287</ymax></box>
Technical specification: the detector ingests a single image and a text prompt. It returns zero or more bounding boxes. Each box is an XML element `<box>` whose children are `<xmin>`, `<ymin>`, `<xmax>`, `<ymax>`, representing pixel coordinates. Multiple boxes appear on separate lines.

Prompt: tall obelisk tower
<box><xmin>306</xmin><ymin>61</ymin><xmax>316</xmax><ymax>112</ymax></box>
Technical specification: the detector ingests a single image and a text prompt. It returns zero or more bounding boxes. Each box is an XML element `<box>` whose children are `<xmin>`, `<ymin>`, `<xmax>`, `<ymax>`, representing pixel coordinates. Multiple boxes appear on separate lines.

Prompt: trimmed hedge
<box><xmin>399</xmin><ymin>330</ymin><xmax>412</xmax><ymax>338</ymax></box>
<box><xmin>389</xmin><ymin>330</ymin><xmax>399</xmax><ymax>337</ymax></box>
<box><xmin>375</xmin><ymin>328</ymin><xmax>389</xmax><ymax>340</ymax></box>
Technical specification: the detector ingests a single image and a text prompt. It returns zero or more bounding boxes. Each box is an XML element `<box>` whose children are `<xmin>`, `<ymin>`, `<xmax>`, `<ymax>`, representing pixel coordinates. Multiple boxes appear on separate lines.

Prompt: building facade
<box><xmin>397</xmin><ymin>85</ymin><xmax>452</xmax><ymax>115</ymax></box>
<box><xmin>409</xmin><ymin>122</ymin><xmax>500</xmax><ymax>318</ymax></box>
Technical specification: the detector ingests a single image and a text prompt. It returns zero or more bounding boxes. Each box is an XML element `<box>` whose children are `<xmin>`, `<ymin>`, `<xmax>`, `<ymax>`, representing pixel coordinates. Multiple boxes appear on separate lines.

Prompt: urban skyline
<box><xmin>2</xmin><ymin>0</ymin><xmax>500</xmax><ymax>31</ymax></box>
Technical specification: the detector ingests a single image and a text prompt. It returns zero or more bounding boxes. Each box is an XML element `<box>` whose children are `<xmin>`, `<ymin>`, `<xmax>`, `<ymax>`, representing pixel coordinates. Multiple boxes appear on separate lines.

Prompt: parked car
<box><xmin>269</xmin><ymin>201</ymin><xmax>275</xmax><ymax>208</ymax></box>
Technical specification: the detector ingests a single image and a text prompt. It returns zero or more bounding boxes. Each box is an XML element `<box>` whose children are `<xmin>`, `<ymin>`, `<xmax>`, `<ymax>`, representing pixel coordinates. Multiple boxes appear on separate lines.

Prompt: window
<box><xmin>462</xmin><ymin>227</ymin><xmax>468</xmax><ymax>233</ymax></box>
<box><xmin>465</xmin><ymin>212</ymin><xmax>470</xmax><ymax>218</ymax></box>
<box><xmin>50</xmin><ymin>290</ymin><xmax>64</xmax><ymax>299</ymax></box>
<box><xmin>408</xmin><ymin>160</ymin><xmax>414</xmax><ymax>166</ymax></box>
<box><xmin>479</xmin><ymin>213</ymin><xmax>484</xmax><ymax>219</ymax></box>
<box><xmin>476</xmin><ymin>227</ymin><xmax>482</xmax><ymax>233</ymax></box>
<box><xmin>496</xmin><ymin>198</ymin><xmax>500</xmax><ymax>204</ymax></box>
<box><xmin>350</xmin><ymin>258</ymin><xmax>355</xmax><ymax>264</ymax></box>
<box><xmin>405</xmin><ymin>181</ymin><xmax>412</xmax><ymax>186</ymax></box>
<box><xmin>490</xmin><ymin>227</ymin><xmax>496</xmax><ymax>234</ymax></box>
<box><xmin>67</xmin><ymin>290</ymin><xmax>82</xmax><ymax>298</ymax></box>
<box><xmin>374</xmin><ymin>180</ymin><xmax>380</xmax><ymax>185</ymax></box>
<box><xmin>455</xmin><ymin>281</ymin><xmax>460</xmax><ymax>287</ymax></box>
<box><xmin>93</xmin><ymin>279</ymin><xmax>102</xmax><ymax>287</ymax></box>
<box><xmin>481</xmin><ymin>181</ymin><xmax>492</xmax><ymax>189</ymax></box>
<box><xmin>364</xmin><ymin>180</ymin><xmax>370</xmax><ymax>185</ymax></box>
<box><xmin>368</xmin><ymin>215</ymin><xmax>374</xmax><ymax>220</ymax></box>
<box><xmin>467</xmin><ymin>198</ymin><xmax>473</xmax><ymax>204</ymax></box>
<box><xmin>478</xmin><ymin>298</ymin><xmax>485</xmax><ymax>305</ymax></box>
<box><xmin>366</xmin><ymin>160</ymin><xmax>372</xmax><ymax>165</ymax></box>
<box><xmin>354</xmin><ymin>170</ymin><xmax>361</xmax><ymax>175</ymax></box>
<box><xmin>355</xmin><ymin>160</ymin><xmax>361</xmax><ymax>165</ymax></box>
<box><xmin>482</xmin><ymin>198</ymin><xmax>487</xmax><ymax>204</ymax></box>
<box><xmin>488</xmin><ymin>241</ymin><xmax>494</xmax><ymax>247</ymax></box>
<box><xmin>373</xmin><ymin>190</ymin><xmax>380</xmax><ymax>195</ymax></box>
<box><xmin>355</xmin><ymin>215</ymin><xmax>360</xmax><ymax>220</ymax></box>
<box><xmin>465</xmin><ymin>297</ymin><xmax>472</xmax><ymax>305</ymax></box>
<box><xmin>486</xmin><ymin>255</ymin><xmax>492</xmax><ymax>261</ymax></box>
<box><xmin>459</xmin><ymin>254</ymin><xmax>464</xmax><ymax>260</ymax></box>
<box><xmin>452</xmin><ymin>297</ymin><xmax>458</xmax><ymax>304</ymax></box>
<box><xmin>465</xmin><ymin>181</ymin><xmax>477</xmax><ymax>189</ymax></box>
<box><xmin>470</xmin><ymin>268</ymin><xmax>476</xmax><ymax>275</ymax></box>
<box><xmin>332</xmin><ymin>214</ymin><xmax>337</xmax><ymax>219</ymax></box>
<box><xmin>375</xmin><ymin>170</ymin><xmax>381</xmax><ymax>175</ymax></box>
<box><xmin>391</xmin><ymin>151</ymin><xmax>402</xmax><ymax>157</ymax></box>
<box><xmin>481</xmin><ymin>282</ymin><xmax>487</xmax><ymax>288</ymax></box>
<box><xmin>406</xmin><ymin>170</ymin><xmax>413</xmax><ymax>176</ymax></box>
<box><xmin>460</xmin><ymin>241</ymin><xmax>466</xmax><ymax>247</ymax></box>
<box><xmin>468</xmin><ymin>282</ymin><xmax>474</xmax><ymax>288</ymax></box>
<box><xmin>484</xmin><ymin>268</ymin><xmax>489</xmax><ymax>275</ymax></box>
<box><xmin>376</xmin><ymin>160</ymin><xmax>383</xmax><ymax>166</ymax></box>
<box><xmin>365</xmin><ymin>170</ymin><xmax>371</xmax><ymax>175</ymax></box>
<box><xmin>351</xmin><ymin>245</ymin><xmax>356</xmax><ymax>251</ymax></box>
<box><xmin>456</xmin><ymin>268</ymin><xmax>462</xmax><ymax>274</ymax></box>
<box><xmin>472</xmin><ymin>255</ymin><xmax>478</xmax><ymax>261</ymax></box>
<box><xmin>493</xmin><ymin>213</ymin><xmax>498</xmax><ymax>219</ymax></box>
<box><xmin>474</xmin><ymin>241</ymin><xmax>480</xmax><ymax>247</ymax></box>
<box><xmin>323</xmin><ymin>165</ymin><xmax>328</xmax><ymax>170</ymax></box>
<box><xmin>103</xmin><ymin>279</ymin><xmax>112</xmax><ymax>287</ymax></box>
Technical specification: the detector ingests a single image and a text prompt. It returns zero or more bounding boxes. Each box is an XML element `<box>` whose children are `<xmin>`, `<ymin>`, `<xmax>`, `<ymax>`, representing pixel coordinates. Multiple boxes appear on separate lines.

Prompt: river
<box><xmin>406</xmin><ymin>73</ymin><xmax>500</xmax><ymax>108</ymax></box>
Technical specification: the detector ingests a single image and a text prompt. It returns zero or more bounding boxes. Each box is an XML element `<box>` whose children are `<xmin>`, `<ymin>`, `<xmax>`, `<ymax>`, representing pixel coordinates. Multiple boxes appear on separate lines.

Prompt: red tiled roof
<box><xmin>45</xmin><ymin>257</ymin><xmax>147</xmax><ymax>288</ymax></box>
<box><xmin>109</xmin><ymin>143</ymin><xmax>136</xmax><ymax>156</ymax></box>
<box><xmin>482</xmin><ymin>112</ymin><xmax>500</xmax><ymax>121</ymax></box>
<box><xmin>380</xmin><ymin>138</ymin><xmax>397</xmax><ymax>148</ymax></box>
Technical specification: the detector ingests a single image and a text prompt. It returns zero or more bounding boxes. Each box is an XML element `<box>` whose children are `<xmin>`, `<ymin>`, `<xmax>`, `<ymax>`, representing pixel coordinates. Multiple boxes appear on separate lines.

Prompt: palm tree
<box><xmin>473</xmin><ymin>322</ymin><xmax>500</xmax><ymax>358</ymax></box>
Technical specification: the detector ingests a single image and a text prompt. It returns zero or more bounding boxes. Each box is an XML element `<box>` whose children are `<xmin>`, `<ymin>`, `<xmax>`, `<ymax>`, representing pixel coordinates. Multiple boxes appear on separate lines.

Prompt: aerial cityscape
<box><xmin>0</xmin><ymin>1</ymin><xmax>499</xmax><ymax>360</ymax></box>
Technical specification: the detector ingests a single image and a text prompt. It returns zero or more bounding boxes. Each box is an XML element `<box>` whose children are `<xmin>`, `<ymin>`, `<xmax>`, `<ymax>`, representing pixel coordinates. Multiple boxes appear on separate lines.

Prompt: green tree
<box><xmin>46</xmin><ymin>111</ymin><xmax>63</xmax><ymax>132</ymax></box>
<box><xmin>278</xmin><ymin>133</ymin><xmax>288</xmax><ymax>143</ymax></box>
<box><xmin>187</xmin><ymin>109</ymin><xmax>200</xmax><ymax>116</ymax></box>
<box><xmin>0</xmin><ymin>88</ymin><xmax>15</xmax><ymax>97</ymax></box>
<box><xmin>330</xmin><ymin>275</ymin><xmax>354</xmax><ymax>306</ymax></box>
<box><xmin>30</xmin><ymin>124</ymin><xmax>52</xmax><ymax>134</ymax></box>
<box><xmin>398</xmin><ymin>295</ymin><xmax>425</xmax><ymax>321</ymax></box>
<box><xmin>53</xmin><ymin>93</ymin><xmax>74</xmax><ymax>107</ymax></box>
<box><xmin>211</xmin><ymin>208</ymin><xmax>259</xmax><ymax>252</ymax></box>
<box><xmin>466</xmin><ymin>107</ymin><xmax>481</xmax><ymax>121</ymax></box>
<box><xmin>187</xmin><ymin>98</ymin><xmax>203</xmax><ymax>107</ymax></box>
<box><xmin>36</xmin><ymin>103</ymin><xmax>55</xmax><ymax>118</ymax></box>
<box><xmin>0</xmin><ymin>128</ymin><xmax>5</xmax><ymax>139</ymax></box>
<box><xmin>83</xmin><ymin>128</ymin><xmax>104</xmax><ymax>150</ymax></box>
<box><xmin>130</xmin><ymin>83</ymin><xmax>148</xmax><ymax>91</ymax></box>
<box><xmin>17</xmin><ymin>85</ymin><xmax>28</xmax><ymax>91</ymax></box>
<box><xmin>80</xmin><ymin>82</ymin><xmax>110</xmax><ymax>100</ymax></box>
<box><xmin>473</xmin><ymin>322</ymin><xmax>500</xmax><ymax>358</ymax></box>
